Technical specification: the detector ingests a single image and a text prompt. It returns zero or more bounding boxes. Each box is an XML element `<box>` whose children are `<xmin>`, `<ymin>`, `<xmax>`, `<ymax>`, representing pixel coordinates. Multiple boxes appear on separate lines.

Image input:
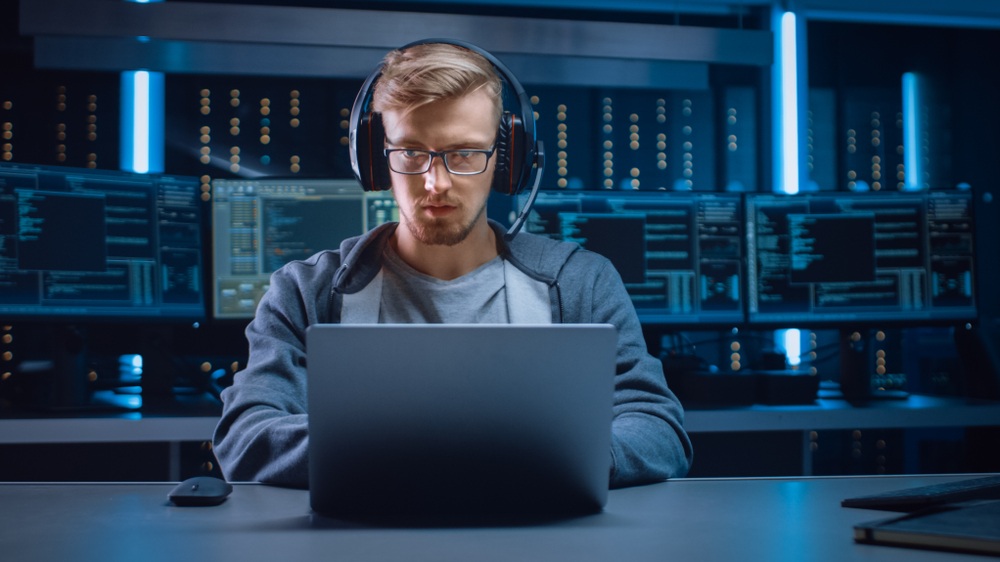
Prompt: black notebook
<box><xmin>854</xmin><ymin>500</ymin><xmax>1000</xmax><ymax>557</ymax></box>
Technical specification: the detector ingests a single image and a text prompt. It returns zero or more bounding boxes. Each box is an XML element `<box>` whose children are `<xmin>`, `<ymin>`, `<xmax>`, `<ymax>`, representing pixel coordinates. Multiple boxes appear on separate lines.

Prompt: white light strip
<box><xmin>782</xmin><ymin>328</ymin><xmax>802</xmax><ymax>367</ymax></box>
<box><xmin>780</xmin><ymin>11</ymin><xmax>799</xmax><ymax>195</ymax></box>
<box><xmin>902</xmin><ymin>72</ymin><xmax>921</xmax><ymax>191</ymax></box>
<box><xmin>132</xmin><ymin>70</ymin><xmax>150</xmax><ymax>174</ymax></box>
<box><xmin>121</xmin><ymin>69</ymin><xmax>164</xmax><ymax>174</ymax></box>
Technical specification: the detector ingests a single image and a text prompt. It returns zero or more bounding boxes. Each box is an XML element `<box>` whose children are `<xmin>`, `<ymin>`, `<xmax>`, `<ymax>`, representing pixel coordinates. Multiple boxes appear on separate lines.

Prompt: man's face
<box><xmin>380</xmin><ymin>89</ymin><xmax>498</xmax><ymax>247</ymax></box>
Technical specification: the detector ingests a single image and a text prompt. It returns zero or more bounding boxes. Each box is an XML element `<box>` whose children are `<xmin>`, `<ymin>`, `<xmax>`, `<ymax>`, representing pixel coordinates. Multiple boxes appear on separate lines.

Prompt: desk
<box><xmin>0</xmin><ymin>475</ymin><xmax>990</xmax><ymax>561</ymax></box>
<box><xmin>2</xmin><ymin>394</ymin><xmax>997</xmax><ymax>478</ymax></box>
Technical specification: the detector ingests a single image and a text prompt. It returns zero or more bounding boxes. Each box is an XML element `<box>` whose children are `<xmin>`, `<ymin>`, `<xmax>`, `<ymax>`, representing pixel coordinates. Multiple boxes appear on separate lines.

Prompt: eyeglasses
<box><xmin>383</xmin><ymin>146</ymin><xmax>496</xmax><ymax>176</ymax></box>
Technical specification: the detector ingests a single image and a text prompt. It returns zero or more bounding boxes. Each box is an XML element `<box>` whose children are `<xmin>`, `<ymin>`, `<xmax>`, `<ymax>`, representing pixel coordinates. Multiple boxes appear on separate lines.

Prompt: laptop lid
<box><xmin>306</xmin><ymin>323</ymin><xmax>617</xmax><ymax>520</ymax></box>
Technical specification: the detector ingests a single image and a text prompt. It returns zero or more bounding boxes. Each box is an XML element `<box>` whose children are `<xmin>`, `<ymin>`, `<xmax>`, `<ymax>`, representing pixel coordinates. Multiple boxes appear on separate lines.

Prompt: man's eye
<box><xmin>401</xmin><ymin>150</ymin><xmax>423</xmax><ymax>159</ymax></box>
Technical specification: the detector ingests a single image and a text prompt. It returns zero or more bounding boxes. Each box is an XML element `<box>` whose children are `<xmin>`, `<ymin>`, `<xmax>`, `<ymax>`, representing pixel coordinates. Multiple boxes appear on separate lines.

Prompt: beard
<box><xmin>400</xmin><ymin>196</ymin><xmax>488</xmax><ymax>246</ymax></box>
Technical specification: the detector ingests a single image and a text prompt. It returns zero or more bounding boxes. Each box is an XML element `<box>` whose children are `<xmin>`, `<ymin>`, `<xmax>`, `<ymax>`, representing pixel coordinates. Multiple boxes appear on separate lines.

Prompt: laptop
<box><xmin>305</xmin><ymin>323</ymin><xmax>617</xmax><ymax>520</ymax></box>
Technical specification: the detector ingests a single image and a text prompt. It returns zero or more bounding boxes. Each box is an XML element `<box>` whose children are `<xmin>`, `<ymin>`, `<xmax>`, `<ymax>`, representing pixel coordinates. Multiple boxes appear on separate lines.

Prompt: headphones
<box><xmin>348</xmin><ymin>39</ymin><xmax>543</xmax><ymax>197</ymax></box>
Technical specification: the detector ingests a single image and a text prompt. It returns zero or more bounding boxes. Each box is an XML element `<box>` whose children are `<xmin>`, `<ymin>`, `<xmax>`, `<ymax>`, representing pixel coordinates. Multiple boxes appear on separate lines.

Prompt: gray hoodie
<box><xmin>213</xmin><ymin>220</ymin><xmax>693</xmax><ymax>488</ymax></box>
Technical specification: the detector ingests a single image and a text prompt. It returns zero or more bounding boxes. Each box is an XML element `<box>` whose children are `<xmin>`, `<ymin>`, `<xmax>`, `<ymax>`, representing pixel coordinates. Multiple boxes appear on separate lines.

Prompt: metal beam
<box><xmin>800</xmin><ymin>0</ymin><xmax>1000</xmax><ymax>28</ymax></box>
<box><xmin>32</xmin><ymin>36</ymin><xmax>710</xmax><ymax>88</ymax></box>
<box><xmin>20</xmin><ymin>0</ymin><xmax>772</xmax><ymax>68</ymax></box>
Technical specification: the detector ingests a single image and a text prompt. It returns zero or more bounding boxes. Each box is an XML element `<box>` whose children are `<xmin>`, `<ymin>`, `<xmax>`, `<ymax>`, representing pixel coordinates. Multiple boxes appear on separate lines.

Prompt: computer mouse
<box><xmin>168</xmin><ymin>476</ymin><xmax>233</xmax><ymax>507</ymax></box>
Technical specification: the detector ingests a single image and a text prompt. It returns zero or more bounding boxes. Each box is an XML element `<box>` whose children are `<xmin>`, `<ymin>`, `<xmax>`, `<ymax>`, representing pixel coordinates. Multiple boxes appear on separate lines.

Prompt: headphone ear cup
<box><xmin>355</xmin><ymin>112</ymin><xmax>392</xmax><ymax>191</ymax></box>
<box><xmin>492</xmin><ymin>112</ymin><xmax>525</xmax><ymax>195</ymax></box>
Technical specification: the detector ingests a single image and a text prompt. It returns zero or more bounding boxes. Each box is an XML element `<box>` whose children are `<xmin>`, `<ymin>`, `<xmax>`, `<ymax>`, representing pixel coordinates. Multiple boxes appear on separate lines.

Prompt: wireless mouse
<box><xmin>168</xmin><ymin>476</ymin><xmax>233</xmax><ymax>507</ymax></box>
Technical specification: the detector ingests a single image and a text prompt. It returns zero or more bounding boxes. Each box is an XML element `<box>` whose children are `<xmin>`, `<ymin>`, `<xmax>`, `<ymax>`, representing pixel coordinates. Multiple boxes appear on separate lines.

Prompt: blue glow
<box><xmin>779</xmin><ymin>11</ymin><xmax>799</xmax><ymax>195</ymax></box>
<box><xmin>121</xmin><ymin>1</ymin><xmax>164</xmax><ymax>174</ymax></box>
<box><xmin>121</xmin><ymin>70</ymin><xmax>164</xmax><ymax>174</ymax></box>
<box><xmin>778</xmin><ymin>329</ymin><xmax>801</xmax><ymax>367</ymax></box>
<box><xmin>118</xmin><ymin>354</ymin><xmax>143</xmax><ymax>377</ymax></box>
<box><xmin>902</xmin><ymin>72</ymin><xmax>922</xmax><ymax>191</ymax></box>
<box><xmin>133</xmin><ymin>70</ymin><xmax>150</xmax><ymax>173</ymax></box>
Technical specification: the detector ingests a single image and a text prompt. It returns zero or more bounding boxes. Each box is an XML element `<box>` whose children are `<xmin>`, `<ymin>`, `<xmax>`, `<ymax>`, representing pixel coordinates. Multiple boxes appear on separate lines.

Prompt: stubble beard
<box><xmin>402</xmin><ymin>197</ymin><xmax>488</xmax><ymax>247</ymax></box>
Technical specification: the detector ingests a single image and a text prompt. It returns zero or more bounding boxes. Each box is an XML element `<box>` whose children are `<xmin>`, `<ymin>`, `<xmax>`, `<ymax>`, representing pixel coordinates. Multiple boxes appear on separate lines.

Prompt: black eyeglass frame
<box><xmin>382</xmin><ymin>146</ymin><xmax>497</xmax><ymax>176</ymax></box>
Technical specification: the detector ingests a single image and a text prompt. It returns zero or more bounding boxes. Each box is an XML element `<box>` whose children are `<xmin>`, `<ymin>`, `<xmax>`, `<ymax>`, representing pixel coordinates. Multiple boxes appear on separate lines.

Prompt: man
<box><xmin>213</xmin><ymin>41</ymin><xmax>692</xmax><ymax>488</ymax></box>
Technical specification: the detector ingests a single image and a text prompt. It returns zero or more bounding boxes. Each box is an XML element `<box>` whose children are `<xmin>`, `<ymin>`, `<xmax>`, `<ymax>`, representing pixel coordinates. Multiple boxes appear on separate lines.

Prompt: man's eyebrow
<box><xmin>385</xmin><ymin>138</ymin><xmax>494</xmax><ymax>150</ymax></box>
<box><xmin>383</xmin><ymin>135</ymin><xmax>416</xmax><ymax>147</ymax></box>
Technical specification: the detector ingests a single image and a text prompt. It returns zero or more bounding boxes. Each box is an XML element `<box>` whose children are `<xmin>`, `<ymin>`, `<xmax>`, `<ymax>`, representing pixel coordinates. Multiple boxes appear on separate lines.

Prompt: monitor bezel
<box><xmin>743</xmin><ymin>189</ymin><xmax>979</xmax><ymax>331</ymax></box>
<box><xmin>0</xmin><ymin>162</ymin><xmax>207</xmax><ymax>324</ymax></box>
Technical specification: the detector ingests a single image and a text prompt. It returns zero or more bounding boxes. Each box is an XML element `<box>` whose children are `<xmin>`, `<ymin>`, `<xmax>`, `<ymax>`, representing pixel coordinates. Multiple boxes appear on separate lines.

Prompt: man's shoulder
<box><xmin>276</xmin><ymin>249</ymin><xmax>342</xmax><ymax>281</ymax></box>
<box><xmin>504</xmin><ymin>228</ymin><xmax>611</xmax><ymax>279</ymax></box>
<box><xmin>506</xmin><ymin>229</ymin><xmax>572</xmax><ymax>261</ymax></box>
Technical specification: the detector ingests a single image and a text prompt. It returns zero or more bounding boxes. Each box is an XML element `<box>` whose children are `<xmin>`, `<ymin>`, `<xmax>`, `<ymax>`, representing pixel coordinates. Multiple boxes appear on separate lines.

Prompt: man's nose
<box><xmin>424</xmin><ymin>155</ymin><xmax>452</xmax><ymax>193</ymax></box>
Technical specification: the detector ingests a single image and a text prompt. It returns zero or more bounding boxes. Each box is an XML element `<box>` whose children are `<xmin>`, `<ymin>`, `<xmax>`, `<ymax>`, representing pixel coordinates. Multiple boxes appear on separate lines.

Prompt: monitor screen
<box><xmin>211</xmin><ymin>177</ymin><xmax>397</xmax><ymax>319</ymax></box>
<box><xmin>517</xmin><ymin>190</ymin><xmax>744</xmax><ymax>326</ymax></box>
<box><xmin>745</xmin><ymin>190</ymin><xmax>977</xmax><ymax>327</ymax></box>
<box><xmin>0</xmin><ymin>162</ymin><xmax>205</xmax><ymax>321</ymax></box>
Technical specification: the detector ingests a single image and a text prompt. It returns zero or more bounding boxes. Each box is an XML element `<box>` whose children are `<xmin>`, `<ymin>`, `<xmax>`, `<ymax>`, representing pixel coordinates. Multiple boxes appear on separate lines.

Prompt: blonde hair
<box><xmin>371</xmin><ymin>42</ymin><xmax>503</xmax><ymax>125</ymax></box>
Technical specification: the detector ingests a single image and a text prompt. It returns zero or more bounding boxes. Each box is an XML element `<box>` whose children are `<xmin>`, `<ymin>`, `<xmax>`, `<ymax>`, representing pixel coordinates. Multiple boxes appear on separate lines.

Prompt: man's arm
<box><xmin>561</xmin><ymin>253</ymin><xmax>694</xmax><ymax>487</ymax></box>
<box><xmin>212</xmin><ymin>255</ymin><xmax>336</xmax><ymax>488</ymax></box>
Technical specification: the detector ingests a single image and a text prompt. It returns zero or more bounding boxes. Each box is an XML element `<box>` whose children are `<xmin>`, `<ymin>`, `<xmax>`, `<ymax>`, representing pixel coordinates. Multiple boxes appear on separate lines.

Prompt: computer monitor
<box><xmin>0</xmin><ymin>162</ymin><xmax>205</xmax><ymax>321</ymax></box>
<box><xmin>745</xmin><ymin>190</ymin><xmax>977</xmax><ymax>327</ymax></box>
<box><xmin>211</xmin><ymin>177</ymin><xmax>397</xmax><ymax>319</ymax></box>
<box><xmin>516</xmin><ymin>190</ymin><xmax>744</xmax><ymax>326</ymax></box>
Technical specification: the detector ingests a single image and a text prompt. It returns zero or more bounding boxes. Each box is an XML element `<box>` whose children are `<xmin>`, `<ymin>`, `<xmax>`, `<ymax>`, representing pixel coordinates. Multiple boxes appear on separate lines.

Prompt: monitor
<box><xmin>745</xmin><ymin>190</ymin><xmax>977</xmax><ymax>327</ymax></box>
<box><xmin>0</xmin><ymin>162</ymin><xmax>205</xmax><ymax>321</ymax></box>
<box><xmin>516</xmin><ymin>190</ymin><xmax>744</xmax><ymax>326</ymax></box>
<box><xmin>211</xmin><ymin>177</ymin><xmax>397</xmax><ymax>319</ymax></box>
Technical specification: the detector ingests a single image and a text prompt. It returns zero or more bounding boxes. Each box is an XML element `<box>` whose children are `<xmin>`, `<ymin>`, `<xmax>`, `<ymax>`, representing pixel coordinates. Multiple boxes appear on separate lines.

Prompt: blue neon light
<box><xmin>902</xmin><ymin>72</ymin><xmax>922</xmax><ymax>191</ymax></box>
<box><xmin>121</xmin><ymin>0</ymin><xmax>163</xmax><ymax>174</ymax></box>
<box><xmin>781</xmin><ymin>328</ymin><xmax>801</xmax><ymax>367</ymax></box>
<box><xmin>133</xmin><ymin>70</ymin><xmax>149</xmax><ymax>173</ymax></box>
<box><xmin>121</xmin><ymin>70</ymin><xmax>164</xmax><ymax>174</ymax></box>
<box><xmin>779</xmin><ymin>11</ymin><xmax>799</xmax><ymax>195</ymax></box>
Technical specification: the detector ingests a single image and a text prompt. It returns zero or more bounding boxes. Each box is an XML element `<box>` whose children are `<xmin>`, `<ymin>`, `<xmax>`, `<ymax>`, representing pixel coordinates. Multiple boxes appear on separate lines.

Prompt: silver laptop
<box><xmin>306</xmin><ymin>323</ymin><xmax>617</xmax><ymax>520</ymax></box>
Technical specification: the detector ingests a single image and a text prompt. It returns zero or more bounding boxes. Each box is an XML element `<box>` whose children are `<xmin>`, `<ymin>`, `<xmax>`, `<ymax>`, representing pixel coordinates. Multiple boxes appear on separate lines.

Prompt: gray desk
<box><xmin>2</xmin><ymin>394</ymin><xmax>997</xmax><ymax>478</ymax></box>
<box><xmin>0</xmin><ymin>475</ymin><xmax>991</xmax><ymax>561</ymax></box>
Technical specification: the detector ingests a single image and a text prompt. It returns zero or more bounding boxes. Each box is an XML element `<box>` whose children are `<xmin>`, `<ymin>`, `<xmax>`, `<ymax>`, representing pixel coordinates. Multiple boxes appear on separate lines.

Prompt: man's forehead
<box><xmin>380</xmin><ymin>92</ymin><xmax>499</xmax><ymax>148</ymax></box>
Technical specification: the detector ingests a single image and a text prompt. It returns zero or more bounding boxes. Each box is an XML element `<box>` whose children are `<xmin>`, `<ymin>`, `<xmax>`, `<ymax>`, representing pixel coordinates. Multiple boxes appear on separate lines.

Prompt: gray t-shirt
<box><xmin>378</xmin><ymin>244</ymin><xmax>509</xmax><ymax>323</ymax></box>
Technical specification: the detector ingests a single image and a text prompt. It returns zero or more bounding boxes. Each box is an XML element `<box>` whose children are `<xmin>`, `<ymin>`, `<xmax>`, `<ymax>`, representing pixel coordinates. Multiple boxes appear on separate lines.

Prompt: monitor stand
<box><xmin>838</xmin><ymin>328</ymin><xmax>909</xmax><ymax>403</ymax></box>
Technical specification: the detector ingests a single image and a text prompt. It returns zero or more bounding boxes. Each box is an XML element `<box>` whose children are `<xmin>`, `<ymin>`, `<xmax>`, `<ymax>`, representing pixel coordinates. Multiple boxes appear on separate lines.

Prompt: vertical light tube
<box><xmin>132</xmin><ymin>70</ymin><xmax>150</xmax><ymax>173</ymax></box>
<box><xmin>779</xmin><ymin>10</ymin><xmax>800</xmax><ymax>195</ymax></box>
<box><xmin>120</xmin><ymin>0</ymin><xmax>163</xmax><ymax>174</ymax></box>
<box><xmin>121</xmin><ymin>70</ymin><xmax>164</xmax><ymax>174</ymax></box>
<box><xmin>902</xmin><ymin>72</ymin><xmax>922</xmax><ymax>191</ymax></box>
<box><xmin>772</xmin><ymin>11</ymin><xmax>804</xmax><ymax>353</ymax></box>
<box><xmin>780</xmin><ymin>328</ymin><xmax>802</xmax><ymax>368</ymax></box>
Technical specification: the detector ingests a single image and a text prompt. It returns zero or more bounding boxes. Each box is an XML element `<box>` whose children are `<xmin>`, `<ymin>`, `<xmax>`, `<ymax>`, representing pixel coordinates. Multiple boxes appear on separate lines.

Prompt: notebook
<box><xmin>305</xmin><ymin>323</ymin><xmax>618</xmax><ymax>520</ymax></box>
<box><xmin>854</xmin><ymin>500</ymin><xmax>1000</xmax><ymax>556</ymax></box>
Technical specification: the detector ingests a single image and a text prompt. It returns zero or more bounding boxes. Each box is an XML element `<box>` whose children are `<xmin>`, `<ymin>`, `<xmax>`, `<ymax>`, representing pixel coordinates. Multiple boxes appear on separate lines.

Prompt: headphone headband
<box><xmin>348</xmin><ymin>39</ymin><xmax>543</xmax><ymax>196</ymax></box>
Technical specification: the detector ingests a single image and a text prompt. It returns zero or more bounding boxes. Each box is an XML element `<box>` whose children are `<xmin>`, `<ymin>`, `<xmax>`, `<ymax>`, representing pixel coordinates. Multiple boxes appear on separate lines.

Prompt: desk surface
<box><xmin>0</xmin><ymin>475</ymin><xmax>993</xmax><ymax>561</ymax></box>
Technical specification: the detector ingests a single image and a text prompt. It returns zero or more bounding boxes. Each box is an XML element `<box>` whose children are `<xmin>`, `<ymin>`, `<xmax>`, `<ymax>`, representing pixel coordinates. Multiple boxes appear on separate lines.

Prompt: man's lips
<box><xmin>421</xmin><ymin>202</ymin><xmax>457</xmax><ymax>217</ymax></box>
